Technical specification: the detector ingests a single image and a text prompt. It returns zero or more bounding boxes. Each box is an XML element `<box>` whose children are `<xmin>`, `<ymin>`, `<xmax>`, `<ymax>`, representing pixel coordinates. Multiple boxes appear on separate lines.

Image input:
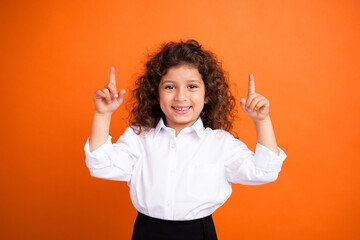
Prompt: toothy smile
<box><xmin>172</xmin><ymin>106</ymin><xmax>191</xmax><ymax>110</ymax></box>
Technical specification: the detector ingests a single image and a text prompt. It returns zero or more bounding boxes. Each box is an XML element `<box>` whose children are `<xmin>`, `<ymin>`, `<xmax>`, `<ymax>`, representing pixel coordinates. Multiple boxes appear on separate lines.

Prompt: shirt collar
<box><xmin>154</xmin><ymin>118</ymin><xmax>166</xmax><ymax>137</ymax></box>
<box><xmin>154</xmin><ymin>117</ymin><xmax>205</xmax><ymax>138</ymax></box>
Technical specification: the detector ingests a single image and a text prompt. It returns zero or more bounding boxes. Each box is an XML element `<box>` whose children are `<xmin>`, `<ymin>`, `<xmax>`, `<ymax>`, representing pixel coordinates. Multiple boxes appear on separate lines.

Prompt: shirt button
<box><xmin>170</xmin><ymin>143</ymin><xmax>175</xmax><ymax>148</ymax></box>
<box><xmin>167</xmin><ymin>200</ymin><xmax>172</xmax><ymax>206</ymax></box>
<box><xmin>170</xmin><ymin>170</ymin><xmax>175</xmax><ymax>176</ymax></box>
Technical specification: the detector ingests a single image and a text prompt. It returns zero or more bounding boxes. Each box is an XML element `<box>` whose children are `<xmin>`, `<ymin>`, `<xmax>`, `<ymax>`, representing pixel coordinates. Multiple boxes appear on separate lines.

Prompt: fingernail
<box><xmin>115</xmin><ymin>94</ymin><xmax>118</xmax><ymax>98</ymax></box>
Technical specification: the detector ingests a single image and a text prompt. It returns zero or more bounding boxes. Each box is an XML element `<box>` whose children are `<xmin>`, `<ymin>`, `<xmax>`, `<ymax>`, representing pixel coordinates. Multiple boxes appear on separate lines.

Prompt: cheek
<box><xmin>159</xmin><ymin>93</ymin><xmax>171</xmax><ymax>109</ymax></box>
<box><xmin>198</xmin><ymin>91</ymin><xmax>207</xmax><ymax>104</ymax></box>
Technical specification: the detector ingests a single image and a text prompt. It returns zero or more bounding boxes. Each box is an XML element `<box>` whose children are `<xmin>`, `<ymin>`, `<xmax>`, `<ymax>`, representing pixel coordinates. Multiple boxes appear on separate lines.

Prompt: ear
<box><xmin>204</xmin><ymin>96</ymin><xmax>209</xmax><ymax>104</ymax></box>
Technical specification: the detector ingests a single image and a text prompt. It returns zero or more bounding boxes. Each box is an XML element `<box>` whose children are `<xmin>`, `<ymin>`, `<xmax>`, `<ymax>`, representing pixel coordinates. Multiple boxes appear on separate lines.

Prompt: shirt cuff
<box><xmin>254</xmin><ymin>142</ymin><xmax>287</xmax><ymax>172</ymax></box>
<box><xmin>84</xmin><ymin>136</ymin><xmax>113</xmax><ymax>169</ymax></box>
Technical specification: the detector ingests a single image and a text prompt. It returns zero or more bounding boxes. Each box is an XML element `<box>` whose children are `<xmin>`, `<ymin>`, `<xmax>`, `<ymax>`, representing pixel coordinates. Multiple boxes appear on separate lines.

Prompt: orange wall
<box><xmin>1</xmin><ymin>0</ymin><xmax>359</xmax><ymax>239</ymax></box>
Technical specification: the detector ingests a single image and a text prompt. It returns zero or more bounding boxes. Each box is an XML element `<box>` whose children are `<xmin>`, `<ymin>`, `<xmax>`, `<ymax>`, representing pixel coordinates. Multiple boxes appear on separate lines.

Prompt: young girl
<box><xmin>84</xmin><ymin>40</ymin><xmax>287</xmax><ymax>240</ymax></box>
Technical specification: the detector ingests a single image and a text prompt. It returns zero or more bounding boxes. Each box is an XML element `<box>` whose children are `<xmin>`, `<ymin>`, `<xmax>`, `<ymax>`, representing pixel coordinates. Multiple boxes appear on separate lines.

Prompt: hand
<box><xmin>240</xmin><ymin>74</ymin><xmax>270</xmax><ymax>122</ymax></box>
<box><xmin>93</xmin><ymin>67</ymin><xmax>126</xmax><ymax>114</ymax></box>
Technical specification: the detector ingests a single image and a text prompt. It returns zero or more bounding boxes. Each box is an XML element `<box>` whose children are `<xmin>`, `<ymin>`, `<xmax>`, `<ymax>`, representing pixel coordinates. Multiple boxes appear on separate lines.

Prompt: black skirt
<box><xmin>131</xmin><ymin>212</ymin><xmax>218</xmax><ymax>240</ymax></box>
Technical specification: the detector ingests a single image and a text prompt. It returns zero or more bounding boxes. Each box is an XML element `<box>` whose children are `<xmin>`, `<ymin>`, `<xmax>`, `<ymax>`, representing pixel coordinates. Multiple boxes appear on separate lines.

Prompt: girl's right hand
<box><xmin>93</xmin><ymin>67</ymin><xmax>126</xmax><ymax>114</ymax></box>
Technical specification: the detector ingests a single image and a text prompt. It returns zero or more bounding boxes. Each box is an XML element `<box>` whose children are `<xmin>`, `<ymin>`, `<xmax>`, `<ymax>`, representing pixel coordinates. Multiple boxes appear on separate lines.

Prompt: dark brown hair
<box><xmin>129</xmin><ymin>39</ymin><xmax>236</xmax><ymax>134</ymax></box>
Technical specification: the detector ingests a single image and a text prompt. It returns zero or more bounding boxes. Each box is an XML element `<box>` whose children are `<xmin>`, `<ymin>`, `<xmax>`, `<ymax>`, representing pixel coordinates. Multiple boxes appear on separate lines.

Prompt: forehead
<box><xmin>161</xmin><ymin>65</ymin><xmax>202</xmax><ymax>82</ymax></box>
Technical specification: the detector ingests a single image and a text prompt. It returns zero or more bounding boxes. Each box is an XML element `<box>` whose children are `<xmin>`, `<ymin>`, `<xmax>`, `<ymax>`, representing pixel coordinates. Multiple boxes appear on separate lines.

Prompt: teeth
<box><xmin>173</xmin><ymin>107</ymin><xmax>190</xmax><ymax>110</ymax></box>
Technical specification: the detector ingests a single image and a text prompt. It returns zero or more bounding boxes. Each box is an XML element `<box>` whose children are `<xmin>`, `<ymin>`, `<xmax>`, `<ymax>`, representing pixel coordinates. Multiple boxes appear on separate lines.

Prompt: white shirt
<box><xmin>84</xmin><ymin>118</ymin><xmax>287</xmax><ymax>220</ymax></box>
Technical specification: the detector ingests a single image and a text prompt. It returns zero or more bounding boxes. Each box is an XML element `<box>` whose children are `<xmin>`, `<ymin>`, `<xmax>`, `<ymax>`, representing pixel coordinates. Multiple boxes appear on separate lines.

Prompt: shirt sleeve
<box><xmin>224</xmin><ymin>135</ymin><xmax>287</xmax><ymax>185</ymax></box>
<box><xmin>84</xmin><ymin>127</ymin><xmax>141</xmax><ymax>182</ymax></box>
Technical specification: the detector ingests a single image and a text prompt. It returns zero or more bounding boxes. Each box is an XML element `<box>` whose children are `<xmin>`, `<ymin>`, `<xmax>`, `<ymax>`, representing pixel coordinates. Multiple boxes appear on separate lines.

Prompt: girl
<box><xmin>84</xmin><ymin>40</ymin><xmax>286</xmax><ymax>240</ymax></box>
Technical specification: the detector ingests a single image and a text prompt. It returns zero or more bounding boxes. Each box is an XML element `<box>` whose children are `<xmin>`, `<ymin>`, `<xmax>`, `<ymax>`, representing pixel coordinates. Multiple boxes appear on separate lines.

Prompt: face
<box><xmin>159</xmin><ymin>64</ymin><xmax>207</xmax><ymax>135</ymax></box>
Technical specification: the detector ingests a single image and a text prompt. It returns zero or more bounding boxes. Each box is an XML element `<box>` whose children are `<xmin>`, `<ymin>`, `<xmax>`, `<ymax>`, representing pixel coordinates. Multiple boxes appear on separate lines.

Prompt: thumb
<box><xmin>116</xmin><ymin>89</ymin><xmax>126</xmax><ymax>101</ymax></box>
<box><xmin>240</xmin><ymin>98</ymin><xmax>246</xmax><ymax>111</ymax></box>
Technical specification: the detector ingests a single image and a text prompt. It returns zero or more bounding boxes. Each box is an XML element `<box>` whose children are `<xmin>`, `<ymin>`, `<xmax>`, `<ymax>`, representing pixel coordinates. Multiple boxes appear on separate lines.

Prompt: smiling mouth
<box><xmin>171</xmin><ymin>106</ymin><xmax>192</xmax><ymax>114</ymax></box>
<box><xmin>172</xmin><ymin>106</ymin><xmax>191</xmax><ymax>111</ymax></box>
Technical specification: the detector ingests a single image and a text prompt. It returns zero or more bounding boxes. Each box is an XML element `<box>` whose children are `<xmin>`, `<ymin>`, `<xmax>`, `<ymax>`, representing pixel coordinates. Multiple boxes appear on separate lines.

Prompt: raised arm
<box><xmin>240</xmin><ymin>74</ymin><xmax>279</xmax><ymax>155</ymax></box>
<box><xmin>89</xmin><ymin>67</ymin><xmax>126</xmax><ymax>152</ymax></box>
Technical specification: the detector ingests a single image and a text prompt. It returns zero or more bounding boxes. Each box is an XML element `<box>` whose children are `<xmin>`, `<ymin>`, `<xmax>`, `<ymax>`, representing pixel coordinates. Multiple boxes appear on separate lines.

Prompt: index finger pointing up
<box><xmin>248</xmin><ymin>73</ymin><xmax>255</xmax><ymax>95</ymax></box>
<box><xmin>109</xmin><ymin>66</ymin><xmax>116</xmax><ymax>84</ymax></box>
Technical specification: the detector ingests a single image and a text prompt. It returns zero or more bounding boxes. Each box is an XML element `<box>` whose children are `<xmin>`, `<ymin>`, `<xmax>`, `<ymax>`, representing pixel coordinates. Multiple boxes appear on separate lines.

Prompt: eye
<box><xmin>188</xmin><ymin>84</ymin><xmax>198</xmax><ymax>89</ymax></box>
<box><xmin>164</xmin><ymin>85</ymin><xmax>175</xmax><ymax>90</ymax></box>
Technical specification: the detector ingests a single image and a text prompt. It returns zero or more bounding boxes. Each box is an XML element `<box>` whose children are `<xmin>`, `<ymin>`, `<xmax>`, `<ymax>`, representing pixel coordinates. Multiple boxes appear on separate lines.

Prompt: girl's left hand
<box><xmin>240</xmin><ymin>74</ymin><xmax>270</xmax><ymax>122</ymax></box>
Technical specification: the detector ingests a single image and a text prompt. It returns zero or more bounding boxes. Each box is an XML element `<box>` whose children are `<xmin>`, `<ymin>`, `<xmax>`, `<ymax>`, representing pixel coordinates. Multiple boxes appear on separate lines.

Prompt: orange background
<box><xmin>1</xmin><ymin>0</ymin><xmax>359</xmax><ymax>239</ymax></box>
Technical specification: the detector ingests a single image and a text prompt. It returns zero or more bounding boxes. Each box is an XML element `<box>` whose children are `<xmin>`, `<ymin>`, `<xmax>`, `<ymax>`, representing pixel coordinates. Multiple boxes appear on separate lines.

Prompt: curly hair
<box><xmin>129</xmin><ymin>39</ymin><xmax>236</xmax><ymax>134</ymax></box>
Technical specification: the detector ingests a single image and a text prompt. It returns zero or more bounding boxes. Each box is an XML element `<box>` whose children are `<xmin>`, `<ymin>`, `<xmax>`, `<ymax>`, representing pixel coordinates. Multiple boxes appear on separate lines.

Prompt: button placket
<box><xmin>164</xmin><ymin>140</ymin><xmax>176</xmax><ymax>219</ymax></box>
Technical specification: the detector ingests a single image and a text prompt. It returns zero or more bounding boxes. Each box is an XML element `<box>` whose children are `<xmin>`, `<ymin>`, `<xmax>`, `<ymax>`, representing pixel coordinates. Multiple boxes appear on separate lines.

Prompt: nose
<box><xmin>174</xmin><ymin>87</ymin><xmax>187</xmax><ymax>102</ymax></box>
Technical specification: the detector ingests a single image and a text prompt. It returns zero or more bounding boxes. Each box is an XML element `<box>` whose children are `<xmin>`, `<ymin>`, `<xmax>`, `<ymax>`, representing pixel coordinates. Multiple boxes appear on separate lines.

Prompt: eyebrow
<box><xmin>160</xmin><ymin>79</ymin><xmax>202</xmax><ymax>85</ymax></box>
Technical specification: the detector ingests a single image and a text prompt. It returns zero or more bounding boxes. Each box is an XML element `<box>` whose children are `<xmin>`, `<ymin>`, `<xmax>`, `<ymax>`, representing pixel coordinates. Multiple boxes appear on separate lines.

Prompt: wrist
<box><xmin>94</xmin><ymin>110</ymin><xmax>113</xmax><ymax>118</ymax></box>
<box><xmin>253</xmin><ymin>115</ymin><xmax>271</xmax><ymax>126</ymax></box>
